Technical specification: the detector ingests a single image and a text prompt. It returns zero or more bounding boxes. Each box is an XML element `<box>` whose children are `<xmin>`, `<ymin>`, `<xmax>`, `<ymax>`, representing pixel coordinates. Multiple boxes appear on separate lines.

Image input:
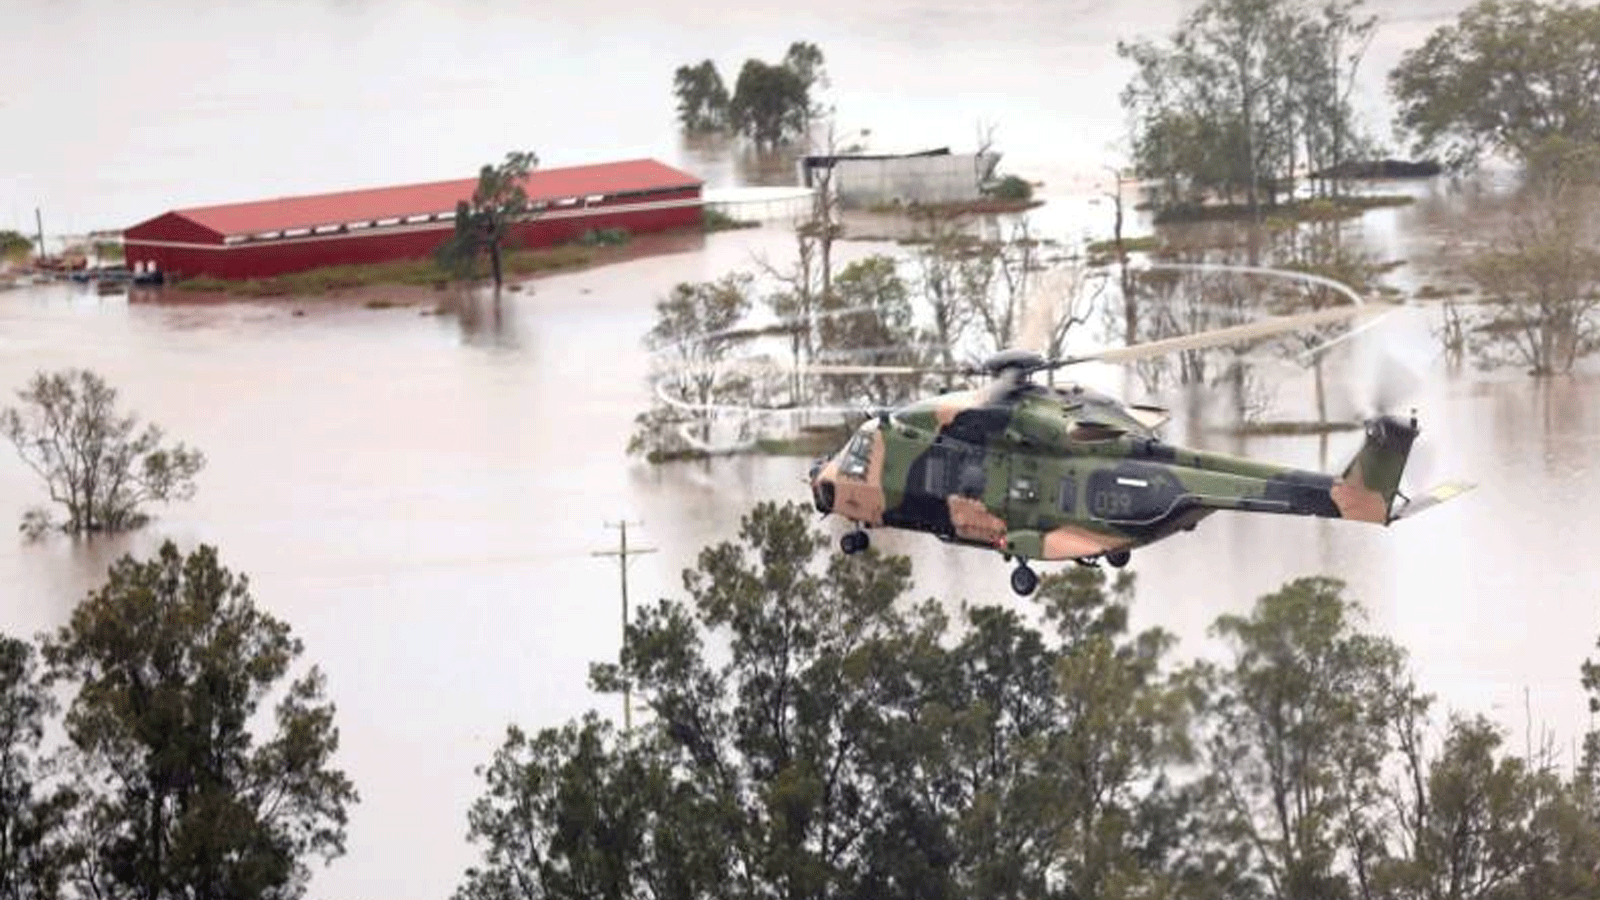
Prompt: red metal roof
<box><xmin>157</xmin><ymin>158</ymin><xmax>702</xmax><ymax>237</ymax></box>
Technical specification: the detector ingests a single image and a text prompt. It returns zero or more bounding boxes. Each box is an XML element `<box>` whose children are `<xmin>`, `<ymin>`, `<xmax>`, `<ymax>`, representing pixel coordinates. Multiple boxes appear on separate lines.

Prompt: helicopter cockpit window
<box><xmin>840</xmin><ymin>432</ymin><xmax>872</xmax><ymax>479</ymax></box>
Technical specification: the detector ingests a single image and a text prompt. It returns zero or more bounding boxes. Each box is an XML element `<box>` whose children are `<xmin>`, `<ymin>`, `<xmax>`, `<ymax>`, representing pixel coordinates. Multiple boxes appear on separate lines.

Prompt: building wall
<box><xmin>124</xmin><ymin>212</ymin><xmax>223</xmax><ymax>246</ymax></box>
<box><xmin>125</xmin><ymin>191</ymin><xmax>701</xmax><ymax>280</ymax></box>
<box><xmin>828</xmin><ymin>153</ymin><xmax>1001</xmax><ymax>207</ymax></box>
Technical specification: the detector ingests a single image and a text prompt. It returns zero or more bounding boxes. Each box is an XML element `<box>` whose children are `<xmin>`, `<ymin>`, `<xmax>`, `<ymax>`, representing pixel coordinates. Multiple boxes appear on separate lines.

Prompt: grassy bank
<box><xmin>1228</xmin><ymin>419</ymin><xmax>1362</xmax><ymax>436</ymax></box>
<box><xmin>1149</xmin><ymin>194</ymin><xmax>1414</xmax><ymax>225</ymax></box>
<box><xmin>865</xmin><ymin>198</ymin><xmax>1046</xmax><ymax>216</ymax></box>
<box><xmin>172</xmin><ymin>243</ymin><xmax>600</xmax><ymax>298</ymax></box>
<box><xmin>702</xmin><ymin>208</ymin><xmax>760</xmax><ymax>232</ymax></box>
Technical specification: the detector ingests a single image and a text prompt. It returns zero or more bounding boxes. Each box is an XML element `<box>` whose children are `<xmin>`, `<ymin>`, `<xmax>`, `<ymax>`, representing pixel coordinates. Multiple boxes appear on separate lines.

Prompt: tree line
<box><xmin>1119</xmin><ymin>0</ymin><xmax>1600</xmax><ymax>376</ymax></box>
<box><xmin>453</xmin><ymin>501</ymin><xmax>1600</xmax><ymax>900</ymax></box>
<box><xmin>6</xmin><ymin>505</ymin><xmax>1600</xmax><ymax>899</ymax></box>
<box><xmin>1121</xmin><ymin>0</ymin><xmax>1600</xmax><ymax>214</ymax></box>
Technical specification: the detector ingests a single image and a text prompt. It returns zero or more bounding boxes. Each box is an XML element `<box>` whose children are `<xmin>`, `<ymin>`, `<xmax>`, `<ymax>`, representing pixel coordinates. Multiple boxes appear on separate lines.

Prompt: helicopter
<box><xmin>802</xmin><ymin>304</ymin><xmax>1473</xmax><ymax>596</ymax></box>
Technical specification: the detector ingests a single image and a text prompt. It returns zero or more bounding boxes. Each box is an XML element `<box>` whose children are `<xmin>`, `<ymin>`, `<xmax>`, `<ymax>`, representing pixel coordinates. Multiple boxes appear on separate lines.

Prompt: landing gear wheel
<box><xmin>1010</xmin><ymin>564</ymin><xmax>1039</xmax><ymax>597</ymax></box>
<box><xmin>1105</xmin><ymin>549</ymin><xmax>1131</xmax><ymax>569</ymax></box>
<box><xmin>840</xmin><ymin>530</ymin><xmax>869</xmax><ymax>555</ymax></box>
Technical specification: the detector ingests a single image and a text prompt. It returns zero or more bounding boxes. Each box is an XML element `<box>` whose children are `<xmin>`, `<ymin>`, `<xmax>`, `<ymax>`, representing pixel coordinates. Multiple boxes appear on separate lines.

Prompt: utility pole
<box><xmin>34</xmin><ymin>208</ymin><xmax>45</xmax><ymax>258</ymax></box>
<box><xmin>590</xmin><ymin>520</ymin><xmax>656</xmax><ymax>733</ymax></box>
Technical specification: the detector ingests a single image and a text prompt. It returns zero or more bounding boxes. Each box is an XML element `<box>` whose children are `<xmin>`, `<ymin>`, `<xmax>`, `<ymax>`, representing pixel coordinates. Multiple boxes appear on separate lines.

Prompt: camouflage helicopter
<box><xmin>803</xmin><ymin>305</ymin><xmax>1472</xmax><ymax>596</ymax></box>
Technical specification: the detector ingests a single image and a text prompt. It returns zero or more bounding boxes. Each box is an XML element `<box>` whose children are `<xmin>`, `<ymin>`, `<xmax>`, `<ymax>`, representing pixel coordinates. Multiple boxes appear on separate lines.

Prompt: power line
<box><xmin>590</xmin><ymin>520</ymin><xmax>656</xmax><ymax>733</ymax></box>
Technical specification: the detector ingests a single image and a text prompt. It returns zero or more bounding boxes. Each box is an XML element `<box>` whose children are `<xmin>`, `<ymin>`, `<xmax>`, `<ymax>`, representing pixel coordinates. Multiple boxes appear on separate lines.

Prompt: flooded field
<box><xmin>5</xmin><ymin>2</ymin><xmax>1599</xmax><ymax>899</ymax></box>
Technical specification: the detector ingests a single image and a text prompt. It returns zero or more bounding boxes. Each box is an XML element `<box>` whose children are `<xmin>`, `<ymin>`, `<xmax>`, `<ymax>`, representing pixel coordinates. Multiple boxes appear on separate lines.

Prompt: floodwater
<box><xmin>4</xmin><ymin>3</ymin><xmax>1599</xmax><ymax>900</ymax></box>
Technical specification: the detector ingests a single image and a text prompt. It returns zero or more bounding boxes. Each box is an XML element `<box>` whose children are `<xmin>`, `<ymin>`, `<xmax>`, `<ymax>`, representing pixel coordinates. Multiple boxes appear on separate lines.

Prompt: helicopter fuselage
<box><xmin>808</xmin><ymin>381</ymin><xmax>1413</xmax><ymax>566</ymax></box>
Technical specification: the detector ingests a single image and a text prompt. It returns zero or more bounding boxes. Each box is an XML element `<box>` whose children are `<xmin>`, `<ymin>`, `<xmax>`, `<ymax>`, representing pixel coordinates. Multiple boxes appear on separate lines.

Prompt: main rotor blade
<box><xmin>724</xmin><ymin>360</ymin><xmax>965</xmax><ymax>377</ymax></box>
<box><xmin>1058</xmin><ymin>302</ymin><xmax>1397</xmax><ymax>367</ymax></box>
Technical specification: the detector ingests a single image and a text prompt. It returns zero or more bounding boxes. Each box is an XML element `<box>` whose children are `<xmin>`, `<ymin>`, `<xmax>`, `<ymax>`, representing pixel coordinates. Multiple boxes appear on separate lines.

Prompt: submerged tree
<box><xmin>815</xmin><ymin>255</ymin><xmax>921</xmax><ymax>407</ymax></box>
<box><xmin>675</xmin><ymin>43</ymin><xmax>826</xmax><ymax>146</ymax></box>
<box><xmin>1460</xmin><ymin>139</ymin><xmax>1600</xmax><ymax>375</ymax></box>
<box><xmin>43</xmin><ymin>542</ymin><xmax>357</xmax><ymax>900</ymax></box>
<box><xmin>1119</xmin><ymin>0</ymin><xmax>1374</xmax><ymax>216</ymax></box>
<box><xmin>728</xmin><ymin>60</ymin><xmax>810</xmax><ymax>147</ymax></box>
<box><xmin>673</xmin><ymin>60</ymin><xmax>730</xmax><ymax>132</ymax></box>
<box><xmin>0</xmin><ymin>369</ymin><xmax>205</xmax><ymax>539</ymax></box>
<box><xmin>628</xmin><ymin>274</ymin><xmax>756</xmax><ymax>460</ymax></box>
<box><xmin>437</xmin><ymin>150</ymin><xmax>538</xmax><ymax>289</ymax></box>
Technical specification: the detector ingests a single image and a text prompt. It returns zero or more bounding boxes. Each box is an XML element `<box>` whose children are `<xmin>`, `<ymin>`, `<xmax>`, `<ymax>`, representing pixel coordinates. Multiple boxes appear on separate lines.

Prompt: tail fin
<box><xmin>1332</xmin><ymin>414</ymin><xmax>1418</xmax><ymax>524</ymax></box>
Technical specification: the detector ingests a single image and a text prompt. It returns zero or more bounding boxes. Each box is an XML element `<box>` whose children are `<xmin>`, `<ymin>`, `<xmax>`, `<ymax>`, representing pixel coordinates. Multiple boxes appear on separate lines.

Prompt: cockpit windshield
<box><xmin>840</xmin><ymin>427</ymin><xmax>873</xmax><ymax>479</ymax></box>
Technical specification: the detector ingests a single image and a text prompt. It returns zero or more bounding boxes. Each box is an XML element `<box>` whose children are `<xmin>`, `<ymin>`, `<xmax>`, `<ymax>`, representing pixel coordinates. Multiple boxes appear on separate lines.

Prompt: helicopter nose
<box><xmin>808</xmin><ymin>457</ymin><xmax>834</xmax><ymax>514</ymax></box>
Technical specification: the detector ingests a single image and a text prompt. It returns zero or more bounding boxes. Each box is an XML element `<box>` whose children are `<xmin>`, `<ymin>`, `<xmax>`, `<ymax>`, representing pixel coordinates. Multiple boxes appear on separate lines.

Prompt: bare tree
<box><xmin>910</xmin><ymin>212</ymin><xmax>978</xmax><ymax>387</ymax></box>
<box><xmin>1462</xmin><ymin>141</ymin><xmax>1600</xmax><ymax>375</ymax></box>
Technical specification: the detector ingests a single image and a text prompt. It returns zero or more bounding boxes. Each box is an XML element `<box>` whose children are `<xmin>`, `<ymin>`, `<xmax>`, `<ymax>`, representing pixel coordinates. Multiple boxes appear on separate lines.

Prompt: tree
<box><xmin>956</xmin><ymin>218</ymin><xmax>1045</xmax><ymax>356</ymax></box>
<box><xmin>437</xmin><ymin>150</ymin><xmax>538</xmax><ymax>289</ymax></box>
<box><xmin>1119</xmin><ymin>0</ymin><xmax>1374</xmax><ymax>216</ymax></box>
<box><xmin>1459</xmin><ymin>139</ymin><xmax>1600</xmax><ymax>375</ymax></box>
<box><xmin>673</xmin><ymin>61</ymin><xmax>729</xmax><ymax>132</ymax></box>
<box><xmin>815</xmin><ymin>255</ymin><xmax>921</xmax><ymax>407</ymax></box>
<box><xmin>1204</xmin><ymin>577</ymin><xmax>1416</xmax><ymax>900</ymax></box>
<box><xmin>1373</xmin><ymin>715</ymin><xmax>1600</xmax><ymax>900</ymax></box>
<box><xmin>1390</xmin><ymin>0</ymin><xmax>1600</xmax><ymax>170</ymax></box>
<box><xmin>0</xmin><ymin>635</ymin><xmax>77</xmax><ymax>900</ymax></box>
<box><xmin>1</xmin><ymin>369</ymin><xmax>204</xmax><ymax>540</ymax></box>
<box><xmin>456</xmin><ymin>715</ymin><xmax>732</xmax><ymax>900</ymax></box>
<box><xmin>0</xmin><ymin>230</ymin><xmax>33</xmax><ymax>260</ymax></box>
<box><xmin>629</xmin><ymin>274</ymin><xmax>756</xmax><ymax>460</ymax></box>
<box><xmin>729</xmin><ymin>60</ymin><xmax>810</xmax><ymax>147</ymax></box>
<box><xmin>910</xmin><ymin>214</ymin><xmax>977</xmax><ymax>388</ymax></box>
<box><xmin>42</xmin><ymin>542</ymin><xmax>357</xmax><ymax>900</ymax></box>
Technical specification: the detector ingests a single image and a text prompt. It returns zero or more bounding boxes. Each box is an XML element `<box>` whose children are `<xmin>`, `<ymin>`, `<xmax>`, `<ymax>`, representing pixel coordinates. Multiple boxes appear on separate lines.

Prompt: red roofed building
<box><xmin>124</xmin><ymin>159</ymin><xmax>703</xmax><ymax>280</ymax></box>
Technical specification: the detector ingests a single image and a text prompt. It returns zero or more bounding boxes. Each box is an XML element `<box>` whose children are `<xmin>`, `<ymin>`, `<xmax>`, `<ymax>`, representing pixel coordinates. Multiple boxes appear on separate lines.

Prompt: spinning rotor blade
<box><xmin>724</xmin><ymin>360</ymin><xmax>968</xmax><ymax>378</ymax></box>
<box><xmin>1057</xmin><ymin>302</ymin><xmax>1397</xmax><ymax>368</ymax></box>
<box><xmin>702</xmin><ymin>300</ymin><xmax>1394</xmax><ymax>384</ymax></box>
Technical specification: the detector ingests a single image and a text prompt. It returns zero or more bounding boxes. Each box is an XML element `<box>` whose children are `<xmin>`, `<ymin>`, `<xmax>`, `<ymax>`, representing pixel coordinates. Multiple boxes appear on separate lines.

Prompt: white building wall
<box><xmin>829</xmin><ymin>153</ymin><xmax>1001</xmax><ymax>207</ymax></box>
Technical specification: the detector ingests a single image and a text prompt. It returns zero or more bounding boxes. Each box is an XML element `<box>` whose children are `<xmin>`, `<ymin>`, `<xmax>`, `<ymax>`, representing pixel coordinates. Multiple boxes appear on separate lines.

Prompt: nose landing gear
<box><xmin>1105</xmin><ymin>548</ymin><xmax>1131</xmax><ymax>569</ymax></box>
<box><xmin>840</xmin><ymin>529</ymin><xmax>870</xmax><ymax>555</ymax></box>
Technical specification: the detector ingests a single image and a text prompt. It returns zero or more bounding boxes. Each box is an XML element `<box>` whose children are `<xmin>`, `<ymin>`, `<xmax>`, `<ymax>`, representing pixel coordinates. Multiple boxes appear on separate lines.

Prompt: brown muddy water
<box><xmin>5</xmin><ymin>2</ymin><xmax>1598</xmax><ymax>900</ymax></box>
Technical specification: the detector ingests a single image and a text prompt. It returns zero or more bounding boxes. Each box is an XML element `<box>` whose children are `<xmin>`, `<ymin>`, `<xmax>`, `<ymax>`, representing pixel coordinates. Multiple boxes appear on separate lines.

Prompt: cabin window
<box><xmin>1009</xmin><ymin>474</ymin><xmax>1038</xmax><ymax>502</ymax></box>
<box><xmin>923</xmin><ymin>454</ymin><xmax>946</xmax><ymax>494</ymax></box>
<box><xmin>841</xmin><ymin>433</ymin><xmax>872</xmax><ymax>479</ymax></box>
<box><xmin>1058</xmin><ymin>477</ymin><xmax>1076</xmax><ymax>513</ymax></box>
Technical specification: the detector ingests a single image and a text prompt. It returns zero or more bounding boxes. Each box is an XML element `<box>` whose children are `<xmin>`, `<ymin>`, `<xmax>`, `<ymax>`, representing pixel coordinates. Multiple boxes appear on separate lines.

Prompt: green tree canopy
<box><xmin>1205</xmin><ymin>576</ymin><xmax>1418</xmax><ymax>900</ymax></box>
<box><xmin>0</xmin><ymin>369</ymin><xmax>205</xmax><ymax>539</ymax></box>
<box><xmin>729</xmin><ymin>60</ymin><xmax>810</xmax><ymax>147</ymax></box>
<box><xmin>816</xmin><ymin>255</ymin><xmax>920</xmax><ymax>407</ymax></box>
<box><xmin>673</xmin><ymin>43</ymin><xmax>825</xmax><ymax>145</ymax></box>
<box><xmin>43</xmin><ymin>542</ymin><xmax>357</xmax><ymax>900</ymax></box>
<box><xmin>1119</xmin><ymin>0</ymin><xmax>1374</xmax><ymax>214</ymax></box>
<box><xmin>673</xmin><ymin>61</ymin><xmax>730</xmax><ymax>132</ymax></box>
<box><xmin>460</xmin><ymin>502</ymin><xmax>1213</xmax><ymax>900</ymax></box>
<box><xmin>0</xmin><ymin>634</ymin><xmax>77</xmax><ymax>900</ymax></box>
<box><xmin>1390</xmin><ymin>0</ymin><xmax>1600</xmax><ymax>169</ymax></box>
